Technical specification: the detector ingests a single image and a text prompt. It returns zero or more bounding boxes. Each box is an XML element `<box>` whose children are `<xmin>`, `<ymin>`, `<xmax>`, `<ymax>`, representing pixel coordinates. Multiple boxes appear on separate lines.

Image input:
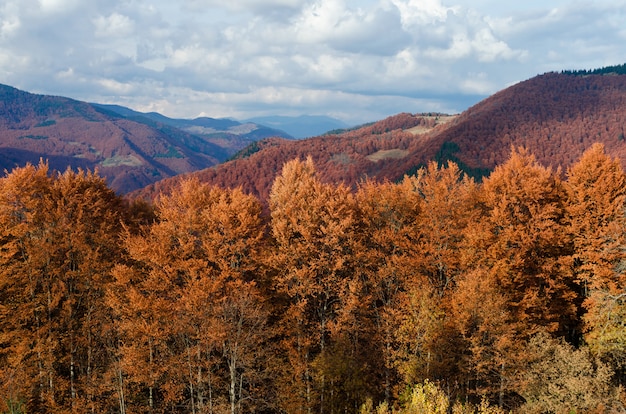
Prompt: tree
<box><xmin>270</xmin><ymin>157</ymin><xmax>371</xmax><ymax>413</ymax></box>
<box><xmin>566</xmin><ymin>143</ymin><xmax>626</xmax><ymax>293</ymax></box>
<box><xmin>352</xmin><ymin>163</ymin><xmax>479</xmax><ymax>406</ymax></box>
<box><xmin>0</xmin><ymin>164</ymin><xmax>127</xmax><ymax>413</ymax></box>
<box><xmin>387</xmin><ymin>162</ymin><xmax>479</xmax><ymax>397</ymax></box>
<box><xmin>108</xmin><ymin>178</ymin><xmax>270</xmax><ymax>413</ymax></box>
<box><xmin>448</xmin><ymin>267</ymin><xmax>517</xmax><ymax>406</ymax></box>
<box><xmin>0</xmin><ymin>162</ymin><xmax>54</xmax><ymax>411</ymax></box>
<box><xmin>359</xmin><ymin>380</ymin><xmax>506</xmax><ymax>414</ymax></box>
<box><xmin>410</xmin><ymin>161</ymin><xmax>479</xmax><ymax>296</ymax></box>
<box><xmin>355</xmin><ymin>178</ymin><xmax>424</xmax><ymax>404</ymax></box>
<box><xmin>477</xmin><ymin>147</ymin><xmax>576</xmax><ymax>337</ymax></box>
<box><xmin>565</xmin><ymin>143</ymin><xmax>626</xmax><ymax>375</ymax></box>
<box><xmin>452</xmin><ymin>148</ymin><xmax>577</xmax><ymax>407</ymax></box>
<box><xmin>518</xmin><ymin>332</ymin><xmax>617</xmax><ymax>414</ymax></box>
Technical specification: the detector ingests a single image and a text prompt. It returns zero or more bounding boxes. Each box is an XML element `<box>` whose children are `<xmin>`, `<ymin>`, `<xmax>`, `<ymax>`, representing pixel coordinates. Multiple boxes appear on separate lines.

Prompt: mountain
<box><xmin>244</xmin><ymin>115</ymin><xmax>350</xmax><ymax>138</ymax></box>
<box><xmin>0</xmin><ymin>85</ymin><xmax>292</xmax><ymax>193</ymax></box>
<box><xmin>0</xmin><ymin>84</ymin><xmax>233</xmax><ymax>193</ymax></box>
<box><xmin>94</xmin><ymin>104</ymin><xmax>292</xmax><ymax>154</ymax></box>
<box><xmin>132</xmin><ymin>70</ymin><xmax>626</xmax><ymax>204</ymax></box>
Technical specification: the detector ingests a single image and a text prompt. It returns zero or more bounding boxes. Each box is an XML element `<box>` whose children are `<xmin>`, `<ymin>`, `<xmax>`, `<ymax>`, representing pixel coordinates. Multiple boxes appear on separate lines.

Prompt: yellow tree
<box><xmin>565</xmin><ymin>143</ymin><xmax>626</xmax><ymax>374</ymax></box>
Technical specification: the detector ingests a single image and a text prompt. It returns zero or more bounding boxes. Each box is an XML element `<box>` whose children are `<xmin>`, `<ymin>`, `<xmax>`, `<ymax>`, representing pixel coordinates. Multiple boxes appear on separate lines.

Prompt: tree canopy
<box><xmin>2</xmin><ymin>146</ymin><xmax>626</xmax><ymax>413</ymax></box>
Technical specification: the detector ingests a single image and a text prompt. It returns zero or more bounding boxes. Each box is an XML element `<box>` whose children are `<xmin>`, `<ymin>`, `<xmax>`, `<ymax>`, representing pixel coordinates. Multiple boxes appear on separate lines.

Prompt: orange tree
<box><xmin>565</xmin><ymin>143</ymin><xmax>626</xmax><ymax>378</ymax></box>
<box><xmin>108</xmin><ymin>178</ymin><xmax>270</xmax><ymax>414</ymax></box>
<box><xmin>0</xmin><ymin>164</ymin><xmax>127</xmax><ymax>413</ymax></box>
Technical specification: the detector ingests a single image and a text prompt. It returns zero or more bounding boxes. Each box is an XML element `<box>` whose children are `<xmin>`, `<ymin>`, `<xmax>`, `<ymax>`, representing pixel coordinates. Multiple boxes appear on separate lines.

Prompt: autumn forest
<box><xmin>2</xmin><ymin>142</ymin><xmax>626</xmax><ymax>413</ymax></box>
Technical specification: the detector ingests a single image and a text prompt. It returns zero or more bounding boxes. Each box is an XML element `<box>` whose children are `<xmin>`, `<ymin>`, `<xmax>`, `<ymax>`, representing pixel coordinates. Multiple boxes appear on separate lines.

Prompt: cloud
<box><xmin>0</xmin><ymin>0</ymin><xmax>623</xmax><ymax>125</ymax></box>
<box><xmin>38</xmin><ymin>0</ymin><xmax>80</xmax><ymax>14</ymax></box>
<box><xmin>390</xmin><ymin>0</ymin><xmax>459</xmax><ymax>27</ymax></box>
<box><xmin>183</xmin><ymin>0</ymin><xmax>307</xmax><ymax>13</ymax></box>
<box><xmin>0</xmin><ymin>2</ymin><xmax>21</xmax><ymax>39</ymax></box>
<box><xmin>93</xmin><ymin>13</ymin><xmax>135</xmax><ymax>38</ymax></box>
<box><xmin>290</xmin><ymin>0</ymin><xmax>410</xmax><ymax>55</ymax></box>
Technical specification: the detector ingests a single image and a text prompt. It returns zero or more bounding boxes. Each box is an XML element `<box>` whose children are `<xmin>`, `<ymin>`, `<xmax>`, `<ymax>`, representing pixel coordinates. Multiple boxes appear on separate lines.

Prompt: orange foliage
<box><xmin>4</xmin><ymin>143</ymin><xmax>626</xmax><ymax>412</ymax></box>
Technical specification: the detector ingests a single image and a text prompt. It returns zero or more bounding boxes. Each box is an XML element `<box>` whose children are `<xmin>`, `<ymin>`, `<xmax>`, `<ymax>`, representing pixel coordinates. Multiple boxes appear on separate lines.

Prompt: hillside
<box><xmin>131</xmin><ymin>112</ymin><xmax>448</xmax><ymax>201</ymax></box>
<box><xmin>132</xmin><ymin>71</ymin><xmax>626</xmax><ymax>203</ymax></box>
<box><xmin>426</xmin><ymin>72</ymin><xmax>626</xmax><ymax>172</ymax></box>
<box><xmin>0</xmin><ymin>85</ymin><xmax>290</xmax><ymax>193</ymax></box>
<box><xmin>93</xmin><ymin>104</ymin><xmax>292</xmax><ymax>155</ymax></box>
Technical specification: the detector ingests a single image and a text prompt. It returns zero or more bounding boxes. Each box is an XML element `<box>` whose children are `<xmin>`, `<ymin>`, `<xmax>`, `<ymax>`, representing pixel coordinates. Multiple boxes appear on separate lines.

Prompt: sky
<box><xmin>0</xmin><ymin>0</ymin><xmax>625</xmax><ymax>125</ymax></box>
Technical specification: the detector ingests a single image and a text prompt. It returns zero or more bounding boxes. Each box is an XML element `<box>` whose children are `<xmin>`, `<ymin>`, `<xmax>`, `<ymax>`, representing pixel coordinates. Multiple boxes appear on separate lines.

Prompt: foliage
<box><xmin>2</xmin><ymin>145</ymin><xmax>626</xmax><ymax>413</ymax></box>
<box><xmin>561</xmin><ymin>63</ymin><xmax>626</xmax><ymax>76</ymax></box>
<box><xmin>359</xmin><ymin>381</ymin><xmax>506</xmax><ymax>414</ymax></box>
<box><xmin>154</xmin><ymin>146</ymin><xmax>184</xmax><ymax>158</ymax></box>
<box><xmin>518</xmin><ymin>332</ymin><xmax>618</xmax><ymax>414</ymax></box>
<box><xmin>432</xmin><ymin>141</ymin><xmax>491</xmax><ymax>181</ymax></box>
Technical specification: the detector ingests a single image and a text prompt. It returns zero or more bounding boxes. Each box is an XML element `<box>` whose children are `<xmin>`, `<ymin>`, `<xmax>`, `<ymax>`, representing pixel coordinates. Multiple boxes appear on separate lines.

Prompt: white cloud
<box><xmin>38</xmin><ymin>0</ymin><xmax>80</xmax><ymax>14</ymax></box>
<box><xmin>390</xmin><ymin>0</ymin><xmax>458</xmax><ymax>27</ymax></box>
<box><xmin>97</xmin><ymin>78</ymin><xmax>135</xmax><ymax>94</ymax></box>
<box><xmin>0</xmin><ymin>3</ymin><xmax>21</xmax><ymax>39</ymax></box>
<box><xmin>288</xmin><ymin>0</ymin><xmax>408</xmax><ymax>55</ymax></box>
<box><xmin>460</xmin><ymin>72</ymin><xmax>494</xmax><ymax>94</ymax></box>
<box><xmin>0</xmin><ymin>0</ymin><xmax>623</xmax><ymax>124</ymax></box>
<box><xmin>183</xmin><ymin>0</ymin><xmax>307</xmax><ymax>14</ymax></box>
<box><xmin>93</xmin><ymin>13</ymin><xmax>135</xmax><ymax>38</ymax></box>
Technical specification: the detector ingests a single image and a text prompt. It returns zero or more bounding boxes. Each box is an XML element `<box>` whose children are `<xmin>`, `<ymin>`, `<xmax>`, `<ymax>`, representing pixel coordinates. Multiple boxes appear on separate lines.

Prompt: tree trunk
<box><xmin>499</xmin><ymin>361</ymin><xmax>505</xmax><ymax>408</ymax></box>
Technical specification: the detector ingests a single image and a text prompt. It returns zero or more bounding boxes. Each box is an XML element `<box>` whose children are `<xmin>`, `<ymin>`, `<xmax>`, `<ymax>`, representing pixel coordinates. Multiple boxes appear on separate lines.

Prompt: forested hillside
<box><xmin>132</xmin><ymin>113</ymin><xmax>452</xmax><ymax>202</ymax></box>
<box><xmin>0</xmin><ymin>85</ymin><xmax>290</xmax><ymax>194</ymax></box>
<box><xmin>133</xmin><ymin>71</ymin><xmax>626</xmax><ymax>204</ymax></box>
<box><xmin>2</xmin><ymin>143</ymin><xmax>626</xmax><ymax>413</ymax></box>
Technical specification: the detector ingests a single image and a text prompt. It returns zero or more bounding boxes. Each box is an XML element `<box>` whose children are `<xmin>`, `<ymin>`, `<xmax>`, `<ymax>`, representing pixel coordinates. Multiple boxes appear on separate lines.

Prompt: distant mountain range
<box><xmin>93</xmin><ymin>104</ymin><xmax>293</xmax><ymax>153</ymax></box>
<box><xmin>133</xmin><ymin>68</ymin><xmax>626</xmax><ymax>204</ymax></box>
<box><xmin>0</xmin><ymin>85</ymin><xmax>292</xmax><ymax>193</ymax></box>
<box><xmin>243</xmin><ymin>115</ymin><xmax>350</xmax><ymax>138</ymax></box>
<box><xmin>3</xmin><ymin>65</ymin><xmax>626</xmax><ymax>199</ymax></box>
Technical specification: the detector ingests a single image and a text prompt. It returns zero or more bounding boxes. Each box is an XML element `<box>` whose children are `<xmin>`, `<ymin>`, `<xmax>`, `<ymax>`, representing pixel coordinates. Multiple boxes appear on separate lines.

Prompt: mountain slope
<box><xmin>0</xmin><ymin>84</ymin><xmax>233</xmax><ymax>193</ymax></box>
<box><xmin>94</xmin><ymin>104</ymin><xmax>292</xmax><ymax>155</ymax></box>
<box><xmin>423</xmin><ymin>71</ymin><xmax>626</xmax><ymax>172</ymax></box>
<box><xmin>0</xmin><ymin>85</ymin><xmax>292</xmax><ymax>193</ymax></box>
<box><xmin>132</xmin><ymin>71</ymin><xmax>626</xmax><ymax>203</ymax></box>
<box><xmin>132</xmin><ymin>112</ymin><xmax>454</xmax><ymax>201</ymax></box>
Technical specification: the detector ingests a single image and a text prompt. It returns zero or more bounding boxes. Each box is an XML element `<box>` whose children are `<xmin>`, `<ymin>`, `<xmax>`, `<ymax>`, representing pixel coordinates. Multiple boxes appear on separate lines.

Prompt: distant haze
<box><xmin>244</xmin><ymin>115</ymin><xmax>350</xmax><ymax>139</ymax></box>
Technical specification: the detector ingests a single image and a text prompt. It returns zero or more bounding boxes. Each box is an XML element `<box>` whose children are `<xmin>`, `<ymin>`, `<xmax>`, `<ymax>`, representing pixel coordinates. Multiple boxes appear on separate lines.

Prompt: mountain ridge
<box><xmin>131</xmin><ymin>71</ymin><xmax>626</xmax><ymax>204</ymax></box>
<box><xmin>0</xmin><ymin>85</ymin><xmax>291</xmax><ymax>193</ymax></box>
